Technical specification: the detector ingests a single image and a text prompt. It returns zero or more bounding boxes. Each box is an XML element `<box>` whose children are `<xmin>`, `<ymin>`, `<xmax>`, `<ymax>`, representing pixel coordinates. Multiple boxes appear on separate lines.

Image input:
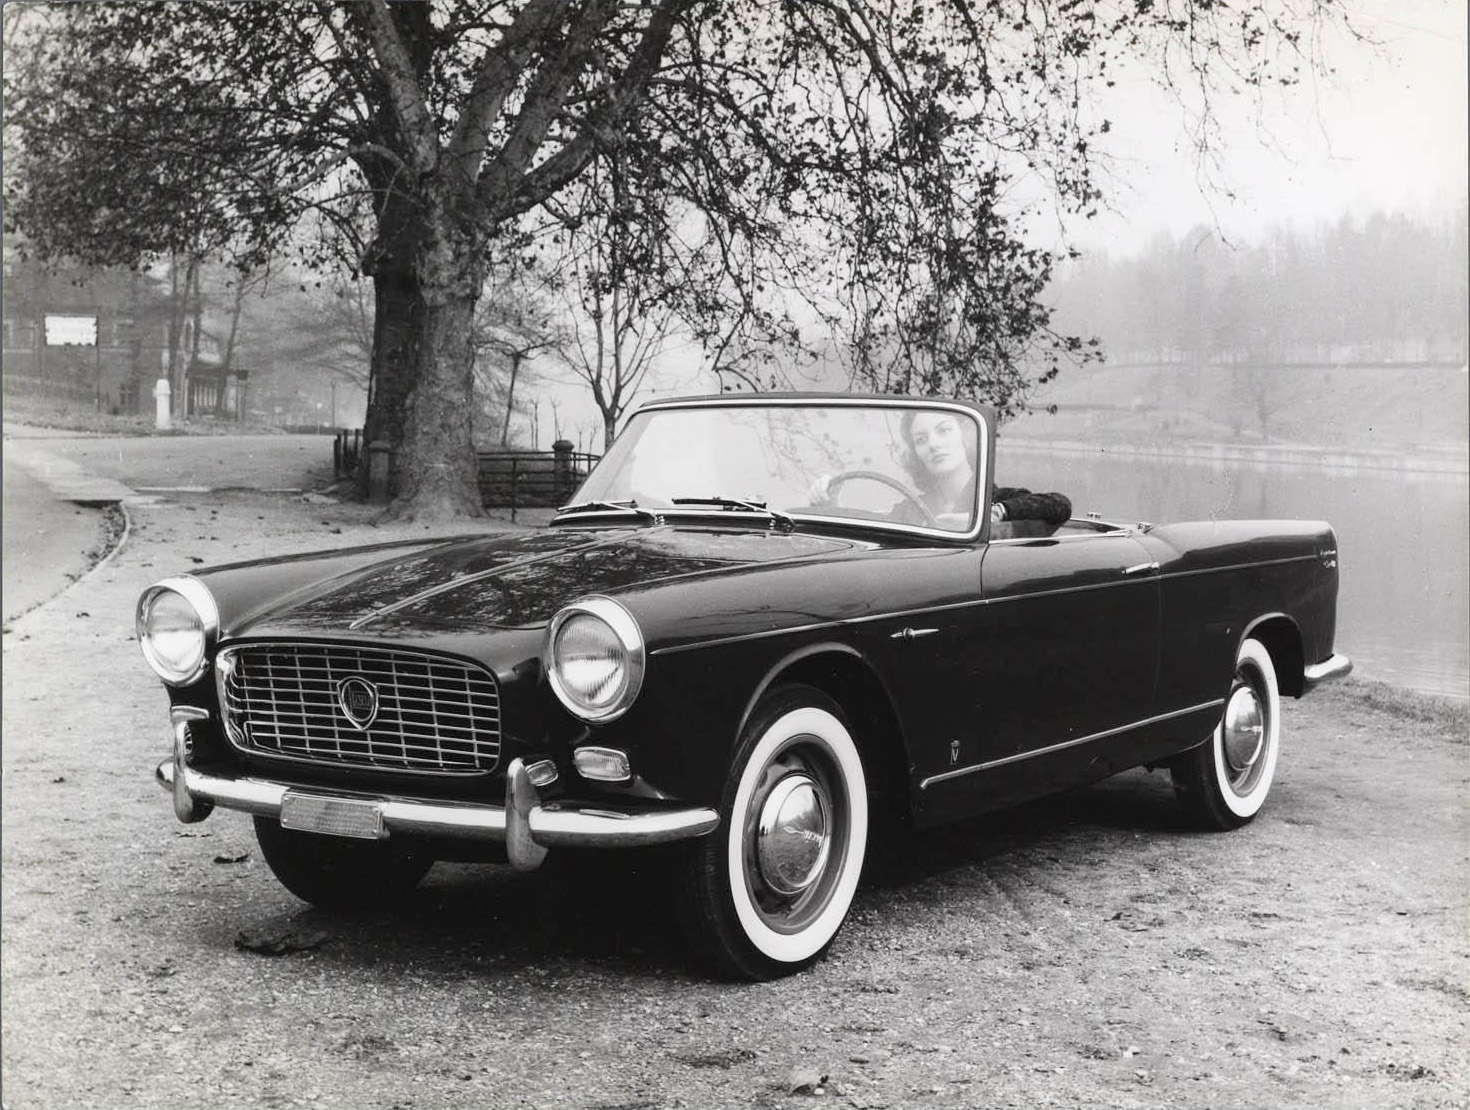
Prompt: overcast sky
<box><xmin>1061</xmin><ymin>0</ymin><xmax>1469</xmax><ymax>254</ymax></box>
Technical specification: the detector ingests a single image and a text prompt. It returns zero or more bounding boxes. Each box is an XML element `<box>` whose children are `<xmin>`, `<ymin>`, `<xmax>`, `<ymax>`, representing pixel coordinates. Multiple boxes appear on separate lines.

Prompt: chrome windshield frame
<box><xmin>568</xmin><ymin>394</ymin><xmax>994</xmax><ymax>544</ymax></box>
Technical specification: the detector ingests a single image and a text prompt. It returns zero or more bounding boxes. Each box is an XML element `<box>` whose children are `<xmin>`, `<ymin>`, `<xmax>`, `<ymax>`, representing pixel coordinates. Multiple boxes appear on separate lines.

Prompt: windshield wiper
<box><xmin>670</xmin><ymin>496</ymin><xmax>794</xmax><ymax>531</ymax></box>
<box><xmin>555</xmin><ymin>498</ymin><xmax>658</xmax><ymax>522</ymax></box>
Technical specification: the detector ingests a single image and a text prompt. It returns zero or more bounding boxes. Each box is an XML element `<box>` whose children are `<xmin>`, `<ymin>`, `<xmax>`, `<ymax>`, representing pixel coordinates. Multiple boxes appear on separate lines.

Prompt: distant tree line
<box><xmin>1048</xmin><ymin>209</ymin><xmax>1469</xmax><ymax>369</ymax></box>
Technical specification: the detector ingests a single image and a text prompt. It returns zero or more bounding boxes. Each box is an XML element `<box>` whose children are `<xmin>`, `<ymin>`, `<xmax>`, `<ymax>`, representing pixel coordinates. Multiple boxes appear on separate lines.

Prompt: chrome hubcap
<box><xmin>756</xmin><ymin>773</ymin><xmax>830</xmax><ymax>896</ymax></box>
<box><xmin>1222</xmin><ymin>683</ymin><xmax>1265</xmax><ymax>785</ymax></box>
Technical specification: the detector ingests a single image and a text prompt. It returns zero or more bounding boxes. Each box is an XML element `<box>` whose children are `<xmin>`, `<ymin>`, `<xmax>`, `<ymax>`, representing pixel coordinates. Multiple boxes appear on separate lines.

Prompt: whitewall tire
<box><xmin>1172</xmin><ymin>637</ymin><xmax>1281</xmax><ymax>830</ymax></box>
<box><xmin>680</xmin><ymin>685</ymin><xmax>868</xmax><ymax>979</ymax></box>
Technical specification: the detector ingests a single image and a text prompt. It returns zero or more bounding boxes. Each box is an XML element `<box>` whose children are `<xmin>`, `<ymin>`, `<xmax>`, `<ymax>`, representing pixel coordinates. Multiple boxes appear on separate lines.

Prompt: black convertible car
<box><xmin>139</xmin><ymin>394</ymin><xmax>1350</xmax><ymax>978</ymax></box>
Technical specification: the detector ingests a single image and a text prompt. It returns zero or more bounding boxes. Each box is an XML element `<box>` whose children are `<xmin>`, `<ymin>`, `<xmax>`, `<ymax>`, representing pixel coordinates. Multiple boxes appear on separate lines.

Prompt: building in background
<box><xmin>1</xmin><ymin>238</ymin><xmax>365</xmax><ymax>426</ymax></box>
<box><xmin>4</xmin><ymin>242</ymin><xmax>176</xmax><ymax>415</ymax></box>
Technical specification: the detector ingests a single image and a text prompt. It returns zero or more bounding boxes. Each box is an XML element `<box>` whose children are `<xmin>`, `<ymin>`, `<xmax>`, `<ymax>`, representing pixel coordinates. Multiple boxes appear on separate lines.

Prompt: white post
<box><xmin>153</xmin><ymin>378</ymin><xmax>172</xmax><ymax>431</ymax></box>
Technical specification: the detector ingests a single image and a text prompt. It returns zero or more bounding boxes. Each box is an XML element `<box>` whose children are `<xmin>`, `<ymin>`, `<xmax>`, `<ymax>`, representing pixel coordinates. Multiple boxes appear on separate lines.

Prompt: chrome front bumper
<box><xmin>157</xmin><ymin>708</ymin><xmax>719</xmax><ymax>872</ymax></box>
<box><xmin>1303</xmin><ymin>651</ymin><xmax>1353</xmax><ymax>690</ymax></box>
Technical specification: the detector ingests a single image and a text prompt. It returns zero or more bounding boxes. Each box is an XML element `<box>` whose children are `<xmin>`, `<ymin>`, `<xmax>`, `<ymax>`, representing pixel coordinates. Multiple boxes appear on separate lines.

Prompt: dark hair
<box><xmin>898</xmin><ymin>408</ymin><xmax>977</xmax><ymax>493</ymax></box>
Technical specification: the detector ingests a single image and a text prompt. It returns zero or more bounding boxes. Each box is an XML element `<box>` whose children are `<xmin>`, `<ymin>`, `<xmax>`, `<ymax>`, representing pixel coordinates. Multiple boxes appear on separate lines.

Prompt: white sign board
<box><xmin>44</xmin><ymin>314</ymin><xmax>98</xmax><ymax>347</ymax></box>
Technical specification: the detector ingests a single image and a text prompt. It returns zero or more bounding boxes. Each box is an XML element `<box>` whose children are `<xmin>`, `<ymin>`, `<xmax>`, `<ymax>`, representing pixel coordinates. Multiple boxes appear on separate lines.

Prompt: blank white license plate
<box><xmin>280</xmin><ymin>793</ymin><xmax>385</xmax><ymax>840</ymax></box>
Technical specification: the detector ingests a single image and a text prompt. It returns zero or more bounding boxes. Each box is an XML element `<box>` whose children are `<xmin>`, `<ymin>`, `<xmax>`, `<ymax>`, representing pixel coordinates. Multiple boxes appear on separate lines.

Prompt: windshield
<box><xmin>568</xmin><ymin>399</ymin><xmax>987</xmax><ymax>534</ymax></box>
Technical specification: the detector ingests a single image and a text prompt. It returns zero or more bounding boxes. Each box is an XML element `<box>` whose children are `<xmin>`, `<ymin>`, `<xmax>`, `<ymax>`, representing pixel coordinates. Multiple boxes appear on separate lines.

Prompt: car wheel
<box><xmin>679</xmin><ymin>684</ymin><xmax>869</xmax><ymax>980</ymax></box>
<box><xmin>253</xmin><ymin>816</ymin><xmax>433</xmax><ymax>911</ymax></box>
<box><xmin>1172</xmin><ymin>637</ymin><xmax>1281</xmax><ymax>830</ymax></box>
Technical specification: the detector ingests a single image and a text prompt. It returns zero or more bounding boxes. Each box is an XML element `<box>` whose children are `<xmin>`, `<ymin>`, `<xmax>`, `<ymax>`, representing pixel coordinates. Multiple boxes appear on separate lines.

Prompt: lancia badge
<box><xmin>337</xmin><ymin>676</ymin><xmax>380</xmax><ymax>730</ymax></box>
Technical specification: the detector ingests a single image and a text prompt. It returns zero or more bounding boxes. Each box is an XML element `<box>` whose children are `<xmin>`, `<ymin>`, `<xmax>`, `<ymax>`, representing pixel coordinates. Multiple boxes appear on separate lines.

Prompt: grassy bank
<box><xmin>1006</xmin><ymin>362</ymin><xmax>1469</xmax><ymax>461</ymax></box>
<box><xmin>1331</xmin><ymin>676</ymin><xmax>1470</xmax><ymax>729</ymax></box>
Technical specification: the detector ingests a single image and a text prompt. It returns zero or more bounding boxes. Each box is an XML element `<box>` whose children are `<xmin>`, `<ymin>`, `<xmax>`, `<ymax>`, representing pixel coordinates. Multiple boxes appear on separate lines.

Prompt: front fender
<box><xmin>581</xmin><ymin>632</ymin><xmax>910</xmax><ymax>812</ymax></box>
<box><xmin>734</xmin><ymin>641</ymin><xmax>869</xmax><ymax>741</ymax></box>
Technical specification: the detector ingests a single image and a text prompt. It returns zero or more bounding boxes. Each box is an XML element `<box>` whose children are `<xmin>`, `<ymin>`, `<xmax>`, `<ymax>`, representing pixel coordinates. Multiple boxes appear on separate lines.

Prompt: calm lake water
<box><xmin>1002</xmin><ymin>445</ymin><xmax>1469</xmax><ymax>701</ymax></box>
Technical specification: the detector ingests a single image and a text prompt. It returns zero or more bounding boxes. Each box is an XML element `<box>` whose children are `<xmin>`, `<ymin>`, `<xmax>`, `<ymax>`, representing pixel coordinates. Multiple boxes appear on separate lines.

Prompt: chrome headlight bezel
<box><xmin>545</xmin><ymin>595</ymin><xmax>645</xmax><ymax>723</ymax></box>
<box><xmin>136</xmin><ymin>575</ymin><xmax>219</xmax><ymax>687</ymax></box>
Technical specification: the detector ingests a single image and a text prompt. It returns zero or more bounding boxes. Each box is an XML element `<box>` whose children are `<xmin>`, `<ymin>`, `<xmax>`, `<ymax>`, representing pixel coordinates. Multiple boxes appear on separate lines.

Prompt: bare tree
<box><xmin>470</xmin><ymin>261</ymin><xmax>564</xmax><ymax>447</ymax></box>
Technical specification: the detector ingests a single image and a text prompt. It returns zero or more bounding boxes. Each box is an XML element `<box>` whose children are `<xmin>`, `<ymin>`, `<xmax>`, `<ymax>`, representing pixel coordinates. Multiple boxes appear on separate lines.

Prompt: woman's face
<box><xmin>907</xmin><ymin>412</ymin><xmax>970</xmax><ymax>479</ymax></box>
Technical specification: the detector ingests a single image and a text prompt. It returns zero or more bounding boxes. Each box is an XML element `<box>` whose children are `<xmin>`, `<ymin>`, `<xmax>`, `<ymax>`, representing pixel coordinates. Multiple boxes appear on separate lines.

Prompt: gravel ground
<box><xmin>2</xmin><ymin>490</ymin><xmax>1466</xmax><ymax>1110</ymax></box>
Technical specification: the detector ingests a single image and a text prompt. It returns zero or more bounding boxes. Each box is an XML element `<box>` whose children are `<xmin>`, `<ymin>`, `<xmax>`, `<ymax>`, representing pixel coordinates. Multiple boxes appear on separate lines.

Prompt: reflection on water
<box><xmin>1002</xmin><ymin>445</ymin><xmax>1469</xmax><ymax>700</ymax></box>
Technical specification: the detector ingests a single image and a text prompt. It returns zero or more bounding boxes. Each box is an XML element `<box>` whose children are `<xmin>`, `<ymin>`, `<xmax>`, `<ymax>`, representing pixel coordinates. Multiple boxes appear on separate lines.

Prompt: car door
<box><xmin>968</xmin><ymin>528</ymin><xmax>1162</xmax><ymax>769</ymax></box>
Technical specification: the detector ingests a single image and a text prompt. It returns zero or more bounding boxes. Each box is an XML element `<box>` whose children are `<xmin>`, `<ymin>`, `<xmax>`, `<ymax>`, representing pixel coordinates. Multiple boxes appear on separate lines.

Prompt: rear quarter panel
<box><xmin>1138</xmin><ymin>520</ymin><xmax>1339</xmax><ymax>711</ymax></box>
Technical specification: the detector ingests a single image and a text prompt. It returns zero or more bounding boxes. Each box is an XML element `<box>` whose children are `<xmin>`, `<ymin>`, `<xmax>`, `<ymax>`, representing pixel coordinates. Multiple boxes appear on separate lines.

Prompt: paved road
<box><xmin>1</xmin><ymin>426</ymin><xmax>339</xmax><ymax>493</ymax></box>
<box><xmin>1</xmin><ymin>455</ymin><xmax>105</xmax><ymax>624</ymax></box>
<box><xmin>2</xmin><ymin>428</ymin><xmax>339</xmax><ymax>625</ymax></box>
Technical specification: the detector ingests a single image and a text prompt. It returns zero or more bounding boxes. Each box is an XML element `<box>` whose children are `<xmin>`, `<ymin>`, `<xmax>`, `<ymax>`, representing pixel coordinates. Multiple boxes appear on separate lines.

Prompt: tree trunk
<box><xmin>186</xmin><ymin>258</ymin><xmax>204</xmax><ymax>417</ymax></box>
<box><xmin>216</xmin><ymin>276</ymin><xmax>248</xmax><ymax>417</ymax></box>
<box><xmin>127</xmin><ymin>270</ymin><xmax>146</xmax><ymax>415</ymax></box>
<box><xmin>165</xmin><ymin>255</ymin><xmax>184</xmax><ymax>399</ymax></box>
<box><xmin>356</xmin><ymin>184</ymin><xmax>425</xmax><ymax>501</ymax></box>
<box><xmin>500</xmin><ymin>351</ymin><xmax>521</xmax><ymax>447</ymax></box>
<box><xmin>357</xmin><ymin>259</ymin><xmax>421</xmax><ymax>500</ymax></box>
<box><xmin>384</xmin><ymin>210</ymin><xmax>486</xmax><ymax>521</ymax></box>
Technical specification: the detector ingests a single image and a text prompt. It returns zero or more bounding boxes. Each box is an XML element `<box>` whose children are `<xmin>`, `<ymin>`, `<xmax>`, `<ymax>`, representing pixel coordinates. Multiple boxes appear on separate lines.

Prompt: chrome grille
<box><xmin>218</xmin><ymin>643</ymin><xmax>501</xmax><ymax>775</ymax></box>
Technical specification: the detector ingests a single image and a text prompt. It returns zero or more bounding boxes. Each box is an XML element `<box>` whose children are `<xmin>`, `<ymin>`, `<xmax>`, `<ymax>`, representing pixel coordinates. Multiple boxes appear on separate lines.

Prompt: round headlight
<box><xmin>546</xmin><ymin>596</ymin><xmax>645</xmax><ymax>722</ymax></box>
<box><xmin>137</xmin><ymin>577</ymin><xmax>218</xmax><ymax>686</ymax></box>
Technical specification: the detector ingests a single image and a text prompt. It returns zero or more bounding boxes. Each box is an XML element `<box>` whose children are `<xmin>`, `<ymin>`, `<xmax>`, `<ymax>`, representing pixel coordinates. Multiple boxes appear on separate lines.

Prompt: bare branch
<box><xmin>358</xmin><ymin>1</ymin><xmax>437</xmax><ymax>174</ymax></box>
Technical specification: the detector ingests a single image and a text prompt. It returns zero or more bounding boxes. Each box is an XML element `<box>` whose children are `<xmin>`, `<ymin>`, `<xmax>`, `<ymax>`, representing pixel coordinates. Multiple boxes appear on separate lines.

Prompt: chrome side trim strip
<box><xmin>650</xmin><ymin>575</ymin><xmax>1155</xmax><ymax>657</ymax></box>
<box><xmin>987</xmin><ymin>530</ymin><xmax>1139</xmax><ymax>546</ymax></box>
<box><xmin>652</xmin><ymin>553</ymin><xmax>1318</xmax><ymax>659</ymax></box>
<box><xmin>919</xmin><ymin>699</ymin><xmax>1225</xmax><ymax>789</ymax></box>
<box><xmin>1153</xmin><ymin>553</ymin><xmax>1320</xmax><ymax>579</ymax></box>
<box><xmin>1302</xmin><ymin>652</ymin><xmax>1353</xmax><ymax>689</ymax></box>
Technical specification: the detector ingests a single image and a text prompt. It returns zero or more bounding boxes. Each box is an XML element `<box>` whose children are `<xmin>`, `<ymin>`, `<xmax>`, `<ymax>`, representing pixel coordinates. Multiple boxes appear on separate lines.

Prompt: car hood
<box><xmin>223</xmin><ymin>524</ymin><xmax>864</xmax><ymax>636</ymax></box>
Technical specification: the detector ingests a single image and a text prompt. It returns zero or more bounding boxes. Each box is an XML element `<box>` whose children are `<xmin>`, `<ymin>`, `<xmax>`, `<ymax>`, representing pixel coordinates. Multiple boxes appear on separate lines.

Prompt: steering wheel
<box><xmin>824</xmin><ymin>470</ymin><xmax>938</xmax><ymax>528</ymax></box>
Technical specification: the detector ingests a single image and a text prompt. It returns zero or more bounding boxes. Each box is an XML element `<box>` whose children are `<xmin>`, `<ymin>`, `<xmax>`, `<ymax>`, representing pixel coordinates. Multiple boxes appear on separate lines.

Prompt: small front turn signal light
<box><xmin>524</xmin><ymin>759</ymin><xmax>560</xmax><ymax>788</ymax></box>
<box><xmin>573</xmin><ymin>746</ymin><xmax>632</xmax><ymax>783</ymax></box>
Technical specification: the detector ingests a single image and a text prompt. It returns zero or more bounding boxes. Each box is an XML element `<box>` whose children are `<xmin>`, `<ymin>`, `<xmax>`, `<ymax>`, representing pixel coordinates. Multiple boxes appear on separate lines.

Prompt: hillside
<box><xmin>1003</xmin><ymin>362</ymin><xmax>1468</xmax><ymax>465</ymax></box>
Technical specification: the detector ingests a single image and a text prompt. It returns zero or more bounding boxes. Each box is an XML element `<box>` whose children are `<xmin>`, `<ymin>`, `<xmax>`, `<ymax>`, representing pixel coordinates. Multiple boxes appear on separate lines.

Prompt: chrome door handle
<box><xmin>891</xmin><ymin>627</ymin><xmax>939</xmax><ymax>641</ymax></box>
<box><xmin>1123</xmin><ymin>561</ymin><xmax>1160</xmax><ymax>576</ymax></box>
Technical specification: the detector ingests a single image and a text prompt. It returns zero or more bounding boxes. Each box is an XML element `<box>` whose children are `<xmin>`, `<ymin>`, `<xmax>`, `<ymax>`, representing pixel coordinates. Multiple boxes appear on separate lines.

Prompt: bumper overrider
<box><xmin>1302</xmin><ymin>652</ymin><xmax>1353</xmax><ymax>690</ymax></box>
<box><xmin>156</xmin><ymin>707</ymin><xmax>719</xmax><ymax>872</ymax></box>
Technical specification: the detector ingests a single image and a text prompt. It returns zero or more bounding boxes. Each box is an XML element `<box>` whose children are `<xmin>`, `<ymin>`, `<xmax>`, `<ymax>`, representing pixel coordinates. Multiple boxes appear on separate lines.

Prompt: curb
<box><xmin>2</xmin><ymin>502</ymin><xmax>132</xmax><ymax>629</ymax></box>
<box><xmin>78</xmin><ymin>501</ymin><xmax>133</xmax><ymax>585</ymax></box>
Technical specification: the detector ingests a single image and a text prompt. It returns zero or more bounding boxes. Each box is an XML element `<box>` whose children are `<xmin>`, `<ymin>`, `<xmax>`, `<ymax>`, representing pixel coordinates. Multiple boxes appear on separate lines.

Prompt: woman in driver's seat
<box><xmin>898</xmin><ymin>410</ymin><xmax>1072</xmax><ymax>531</ymax></box>
<box><xmin>900</xmin><ymin>410</ymin><xmax>975</xmax><ymax>527</ymax></box>
<box><xmin>810</xmin><ymin>409</ymin><xmax>1071</xmax><ymax>531</ymax></box>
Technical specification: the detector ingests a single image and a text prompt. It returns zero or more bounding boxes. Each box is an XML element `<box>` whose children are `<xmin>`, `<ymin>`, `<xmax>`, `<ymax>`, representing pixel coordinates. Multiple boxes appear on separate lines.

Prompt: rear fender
<box><xmin>1240</xmin><ymin>613</ymin><xmax>1305</xmax><ymax>698</ymax></box>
